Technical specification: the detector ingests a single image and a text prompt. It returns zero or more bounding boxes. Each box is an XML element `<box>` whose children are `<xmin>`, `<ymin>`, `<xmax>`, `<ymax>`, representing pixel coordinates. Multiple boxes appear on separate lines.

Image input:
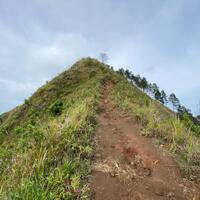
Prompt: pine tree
<box><xmin>169</xmin><ymin>93</ymin><xmax>180</xmax><ymax>111</ymax></box>
<box><xmin>160</xmin><ymin>90</ymin><xmax>168</xmax><ymax>104</ymax></box>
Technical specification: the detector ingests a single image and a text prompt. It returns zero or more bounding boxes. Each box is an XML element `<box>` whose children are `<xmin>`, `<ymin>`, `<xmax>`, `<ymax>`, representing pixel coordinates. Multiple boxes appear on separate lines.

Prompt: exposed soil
<box><xmin>89</xmin><ymin>82</ymin><xmax>200</xmax><ymax>200</ymax></box>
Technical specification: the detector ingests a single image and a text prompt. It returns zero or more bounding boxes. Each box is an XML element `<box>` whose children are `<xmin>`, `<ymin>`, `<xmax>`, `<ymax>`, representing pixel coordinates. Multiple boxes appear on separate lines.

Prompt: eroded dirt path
<box><xmin>89</xmin><ymin>83</ymin><xmax>200</xmax><ymax>200</ymax></box>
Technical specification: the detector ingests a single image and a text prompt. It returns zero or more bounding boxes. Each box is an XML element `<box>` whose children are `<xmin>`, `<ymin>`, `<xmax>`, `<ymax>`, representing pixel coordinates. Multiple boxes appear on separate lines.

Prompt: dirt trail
<box><xmin>89</xmin><ymin>83</ymin><xmax>199</xmax><ymax>200</ymax></box>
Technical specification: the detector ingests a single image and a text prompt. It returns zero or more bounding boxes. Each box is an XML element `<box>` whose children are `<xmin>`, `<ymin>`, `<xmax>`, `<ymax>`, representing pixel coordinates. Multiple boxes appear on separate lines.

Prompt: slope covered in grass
<box><xmin>0</xmin><ymin>57</ymin><xmax>199</xmax><ymax>199</ymax></box>
<box><xmin>0</xmin><ymin>58</ymin><xmax>109</xmax><ymax>199</ymax></box>
<box><xmin>111</xmin><ymin>76</ymin><xmax>200</xmax><ymax>181</ymax></box>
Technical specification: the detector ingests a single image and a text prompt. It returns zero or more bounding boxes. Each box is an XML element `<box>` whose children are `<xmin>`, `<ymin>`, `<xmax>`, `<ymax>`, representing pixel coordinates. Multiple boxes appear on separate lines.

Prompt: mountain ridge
<box><xmin>0</xmin><ymin>57</ymin><xmax>199</xmax><ymax>199</ymax></box>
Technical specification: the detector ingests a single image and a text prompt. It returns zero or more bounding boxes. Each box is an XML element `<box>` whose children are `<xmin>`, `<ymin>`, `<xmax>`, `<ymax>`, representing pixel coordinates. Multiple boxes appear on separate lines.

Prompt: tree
<box><xmin>99</xmin><ymin>53</ymin><xmax>109</xmax><ymax>63</ymax></box>
<box><xmin>134</xmin><ymin>75</ymin><xmax>142</xmax><ymax>87</ymax></box>
<box><xmin>154</xmin><ymin>89</ymin><xmax>162</xmax><ymax>101</ymax></box>
<box><xmin>140</xmin><ymin>77</ymin><xmax>148</xmax><ymax>91</ymax></box>
<box><xmin>196</xmin><ymin>115</ymin><xmax>200</xmax><ymax>124</ymax></box>
<box><xmin>160</xmin><ymin>90</ymin><xmax>168</xmax><ymax>104</ymax></box>
<box><xmin>124</xmin><ymin>69</ymin><xmax>132</xmax><ymax>80</ymax></box>
<box><xmin>147</xmin><ymin>83</ymin><xmax>154</xmax><ymax>97</ymax></box>
<box><xmin>177</xmin><ymin>105</ymin><xmax>191</xmax><ymax>119</ymax></box>
<box><xmin>168</xmin><ymin>93</ymin><xmax>180</xmax><ymax>111</ymax></box>
<box><xmin>117</xmin><ymin>68</ymin><xmax>125</xmax><ymax>76</ymax></box>
<box><xmin>151</xmin><ymin>83</ymin><xmax>159</xmax><ymax>99</ymax></box>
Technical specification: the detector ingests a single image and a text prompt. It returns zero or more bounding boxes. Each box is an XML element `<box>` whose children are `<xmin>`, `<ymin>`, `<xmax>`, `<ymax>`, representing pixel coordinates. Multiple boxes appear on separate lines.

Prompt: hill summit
<box><xmin>0</xmin><ymin>58</ymin><xmax>199</xmax><ymax>199</ymax></box>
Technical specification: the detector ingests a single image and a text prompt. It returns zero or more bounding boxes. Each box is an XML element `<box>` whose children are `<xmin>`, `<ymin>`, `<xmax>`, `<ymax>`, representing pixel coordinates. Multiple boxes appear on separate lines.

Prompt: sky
<box><xmin>0</xmin><ymin>0</ymin><xmax>200</xmax><ymax>115</ymax></box>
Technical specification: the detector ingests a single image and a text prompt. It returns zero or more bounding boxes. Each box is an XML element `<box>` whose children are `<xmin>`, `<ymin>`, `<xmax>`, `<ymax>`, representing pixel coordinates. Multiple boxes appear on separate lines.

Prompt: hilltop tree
<box><xmin>169</xmin><ymin>93</ymin><xmax>180</xmax><ymax>111</ymax></box>
<box><xmin>99</xmin><ymin>53</ymin><xmax>109</xmax><ymax>63</ymax></box>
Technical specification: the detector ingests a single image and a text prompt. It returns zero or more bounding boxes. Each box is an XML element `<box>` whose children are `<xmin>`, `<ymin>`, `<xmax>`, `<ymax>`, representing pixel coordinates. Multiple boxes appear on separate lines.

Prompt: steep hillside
<box><xmin>111</xmin><ymin>77</ymin><xmax>200</xmax><ymax>181</ymax></box>
<box><xmin>0</xmin><ymin>58</ymin><xmax>199</xmax><ymax>199</ymax></box>
<box><xmin>0</xmin><ymin>58</ymin><xmax>108</xmax><ymax>199</ymax></box>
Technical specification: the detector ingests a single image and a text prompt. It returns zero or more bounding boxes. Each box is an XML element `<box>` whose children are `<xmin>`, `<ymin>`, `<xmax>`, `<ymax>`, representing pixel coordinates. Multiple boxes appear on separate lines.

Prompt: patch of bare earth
<box><xmin>89</xmin><ymin>83</ymin><xmax>200</xmax><ymax>200</ymax></box>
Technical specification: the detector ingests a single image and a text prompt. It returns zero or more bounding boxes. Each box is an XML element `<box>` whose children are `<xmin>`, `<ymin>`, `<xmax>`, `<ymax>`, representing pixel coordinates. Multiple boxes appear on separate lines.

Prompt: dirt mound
<box><xmin>89</xmin><ymin>83</ymin><xmax>199</xmax><ymax>200</ymax></box>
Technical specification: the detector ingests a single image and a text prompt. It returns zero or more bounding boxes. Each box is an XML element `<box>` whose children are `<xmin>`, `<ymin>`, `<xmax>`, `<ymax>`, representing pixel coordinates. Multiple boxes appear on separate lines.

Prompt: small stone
<box><xmin>154</xmin><ymin>189</ymin><xmax>164</xmax><ymax>196</ymax></box>
<box><xmin>167</xmin><ymin>192</ymin><xmax>175</xmax><ymax>200</ymax></box>
<box><xmin>153</xmin><ymin>181</ymin><xmax>165</xmax><ymax>196</ymax></box>
<box><xmin>179</xmin><ymin>183</ymin><xmax>184</xmax><ymax>187</ymax></box>
<box><xmin>110</xmin><ymin>171</ymin><xmax>116</xmax><ymax>177</ymax></box>
<box><xmin>143</xmin><ymin>168</ymin><xmax>151</xmax><ymax>176</ymax></box>
<box><xmin>95</xmin><ymin>153</ymin><xmax>101</xmax><ymax>158</ymax></box>
<box><xmin>145</xmin><ymin>185</ymin><xmax>150</xmax><ymax>190</ymax></box>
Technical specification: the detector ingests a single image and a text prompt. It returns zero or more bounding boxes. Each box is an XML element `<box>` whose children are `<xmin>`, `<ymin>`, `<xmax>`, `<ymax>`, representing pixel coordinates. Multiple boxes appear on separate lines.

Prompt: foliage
<box><xmin>169</xmin><ymin>93</ymin><xmax>180</xmax><ymax>111</ymax></box>
<box><xmin>99</xmin><ymin>53</ymin><xmax>109</xmax><ymax>63</ymax></box>
<box><xmin>48</xmin><ymin>100</ymin><xmax>64</xmax><ymax>116</ymax></box>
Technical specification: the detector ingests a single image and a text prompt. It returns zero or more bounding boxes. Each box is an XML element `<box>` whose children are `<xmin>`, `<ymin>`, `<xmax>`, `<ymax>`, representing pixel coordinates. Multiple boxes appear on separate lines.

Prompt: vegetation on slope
<box><xmin>0</xmin><ymin>58</ymin><xmax>108</xmax><ymax>199</ymax></box>
<box><xmin>0</xmin><ymin>57</ymin><xmax>199</xmax><ymax>199</ymax></box>
<box><xmin>110</xmin><ymin>74</ymin><xmax>200</xmax><ymax>181</ymax></box>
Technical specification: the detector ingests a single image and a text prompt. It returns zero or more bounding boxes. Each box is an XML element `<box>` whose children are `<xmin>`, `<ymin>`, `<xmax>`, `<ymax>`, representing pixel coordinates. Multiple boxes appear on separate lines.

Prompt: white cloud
<box><xmin>0</xmin><ymin>78</ymin><xmax>41</xmax><ymax>94</ymax></box>
<box><xmin>22</xmin><ymin>32</ymin><xmax>92</xmax><ymax>76</ymax></box>
<box><xmin>0</xmin><ymin>0</ymin><xmax>200</xmax><ymax>114</ymax></box>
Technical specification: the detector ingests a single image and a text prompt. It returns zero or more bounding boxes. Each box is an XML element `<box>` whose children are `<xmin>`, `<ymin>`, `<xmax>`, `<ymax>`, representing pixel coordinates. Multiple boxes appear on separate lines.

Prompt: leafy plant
<box><xmin>48</xmin><ymin>100</ymin><xmax>64</xmax><ymax>116</ymax></box>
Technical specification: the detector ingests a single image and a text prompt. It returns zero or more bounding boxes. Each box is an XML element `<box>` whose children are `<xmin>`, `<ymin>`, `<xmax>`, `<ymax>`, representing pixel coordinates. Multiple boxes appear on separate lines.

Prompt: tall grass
<box><xmin>111</xmin><ymin>78</ymin><xmax>200</xmax><ymax>181</ymax></box>
<box><xmin>0</xmin><ymin>58</ymin><xmax>105</xmax><ymax>199</ymax></box>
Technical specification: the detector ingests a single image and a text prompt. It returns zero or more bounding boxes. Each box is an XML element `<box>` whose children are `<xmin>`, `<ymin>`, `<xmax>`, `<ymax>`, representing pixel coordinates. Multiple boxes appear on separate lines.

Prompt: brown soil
<box><xmin>89</xmin><ymin>83</ymin><xmax>200</xmax><ymax>200</ymax></box>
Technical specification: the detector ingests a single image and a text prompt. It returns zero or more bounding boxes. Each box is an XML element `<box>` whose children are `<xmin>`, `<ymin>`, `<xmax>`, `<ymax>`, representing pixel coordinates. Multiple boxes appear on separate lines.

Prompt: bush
<box><xmin>48</xmin><ymin>100</ymin><xmax>64</xmax><ymax>116</ymax></box>
<box><xmin>24</xmin><ymin>99</ymin><xmax>30</xmax><ymax>106</ymax></box>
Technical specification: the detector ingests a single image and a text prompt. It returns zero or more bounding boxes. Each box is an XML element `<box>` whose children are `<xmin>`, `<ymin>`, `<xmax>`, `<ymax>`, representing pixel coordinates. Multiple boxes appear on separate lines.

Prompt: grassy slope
<box><xmin>0</xmin><ymin>58</ymin><xmax>110</xmax><ymax>199</ymax></box>
<box><xmin>111</xmin><ymin>75</ymin><xmax>200</xmax><ymax>181</ymax></box>
<box><xmin>0</xmin><ymin>58</ymin><xmax>199</xmax><ymax>199</ymax></box>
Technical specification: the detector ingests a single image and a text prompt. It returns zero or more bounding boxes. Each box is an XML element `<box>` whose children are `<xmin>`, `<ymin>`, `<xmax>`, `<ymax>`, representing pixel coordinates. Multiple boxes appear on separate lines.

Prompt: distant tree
<box><xmin>146</xmin><ymin>83</ymin><xmax>154</xmax><ymax>97</ymax></box>
<box><xmin>117</xmin><ymin>68</ymin><xmax>125</xmax><ymax>76</ymax></box>
<box><xmin>160</xmin><ymin>90</ymin><xmax>168</xmax><ymax>104</ymax></box>
<box><xmin>134</xmin><ymin>75</ymin><xmax>142</xmax><ymax>87</ymax></box>
<box><xmin>196</xmin><ymin>115</ymin><xmax>200</xmax><ymax>124</ymax></box>
<box><xmin>154</xmin><ymin>89</ymin><xmax>162</xmax><ymax>101</ymax></box>
<box><xmin>150</xmin><ymin>83</ymin><xmax>159</xmax><ymax>100</ymax></box>
<box><xmin>99</xmin><ymin>53</ymin><xmax>109</xmax><ymax>63</ymax></box>
<box><xmin>124</xmin><ymin>69</ymin><xmax>132</xmax><ymax>80</ymax></box>
<box><xmin>140</xmin><ymin>77</ymin><xmax>148</xmax><ymax>91</ymax></box>
<box><xmin>197</xmin><ymin>115</ymin><xmax>200</xmax><ymax>120</ymax></box>
<box><xmin>177</xmin><ymin>105</ymin><xmax>192</xmax><ymax>119</ymax></box>
<box><xmin>168</xmin><ymin>93</ymin><xmax>180</xmax><ymax>111</ymax></box>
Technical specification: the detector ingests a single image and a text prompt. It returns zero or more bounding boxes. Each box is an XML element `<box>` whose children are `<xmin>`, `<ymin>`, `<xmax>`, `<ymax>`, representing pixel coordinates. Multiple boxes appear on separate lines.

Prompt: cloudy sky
<box><xmin>0</xmin><ymin>0</ymin><xmax>200</xmax><ymax>114</ymax></box>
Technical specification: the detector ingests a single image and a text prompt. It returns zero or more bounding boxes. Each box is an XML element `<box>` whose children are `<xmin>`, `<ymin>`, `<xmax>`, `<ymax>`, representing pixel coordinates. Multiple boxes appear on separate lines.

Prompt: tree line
<box><xmin>98</xmin><ymin>53</ymin><xmax>200</xmax><ymax>130</ymax></box>
<box><xmin>114</xmin><ymin>68</ymin><xmax>200</xmax><ymax>127</ymax></box>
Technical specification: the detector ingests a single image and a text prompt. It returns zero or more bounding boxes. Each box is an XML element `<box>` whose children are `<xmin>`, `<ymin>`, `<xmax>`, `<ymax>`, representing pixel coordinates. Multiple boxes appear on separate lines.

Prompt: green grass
<box><xmin>0</xmin><ymin>58</ymin><xmax>107</xmax><ymax>199</ymax></box>
<box><xmin>1</xmin><ymin>57</ymin><xmax>200</xmax><ymax>199</ymax></box>
<box><xmin>111</xmin><ymin>76</ymin><xmax>200</xmax><ymax>181</ymax></box>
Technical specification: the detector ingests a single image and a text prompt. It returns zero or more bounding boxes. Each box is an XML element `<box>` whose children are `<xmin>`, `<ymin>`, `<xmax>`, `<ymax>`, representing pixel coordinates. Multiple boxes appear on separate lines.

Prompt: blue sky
<box><xmin>0</xmin><ymin>0</ymin><xmax>200</xmax><ymax>115</ymax></box>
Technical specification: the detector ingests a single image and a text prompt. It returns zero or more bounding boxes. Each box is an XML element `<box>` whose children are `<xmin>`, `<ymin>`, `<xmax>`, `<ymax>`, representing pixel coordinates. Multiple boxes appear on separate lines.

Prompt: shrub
<box><xmin>24</xmin><ymin>99</ymin><xmax>30</xmax><ymax>106</ymax></box>
<box><xmin>48</xmin><ymin>100</ymin><xmax>64</xmax><ymax>116</ymax></box>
